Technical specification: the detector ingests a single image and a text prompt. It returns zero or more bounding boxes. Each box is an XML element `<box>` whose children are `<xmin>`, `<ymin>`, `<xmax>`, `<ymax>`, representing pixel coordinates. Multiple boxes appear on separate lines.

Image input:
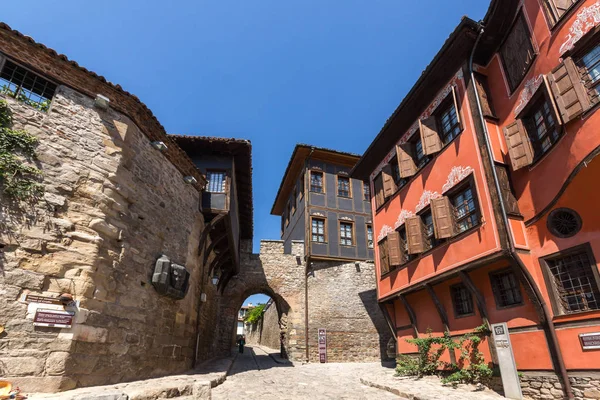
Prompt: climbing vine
<box><xmin>244</xmin><ymin>304</ymin><xmax>266</xmax><ymax>324</ymax></box>
<box><xmin>0</xmin><ymin>99</ymin><xmax>44</xmax><ymax>201</ymax></box>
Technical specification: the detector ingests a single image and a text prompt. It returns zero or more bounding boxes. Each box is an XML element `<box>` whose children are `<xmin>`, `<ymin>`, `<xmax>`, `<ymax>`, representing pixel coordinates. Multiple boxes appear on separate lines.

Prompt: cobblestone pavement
<box><xmin>213</xmin><ymin>345</ymin><xmax>402</xmax><ymax>399</ymax></box>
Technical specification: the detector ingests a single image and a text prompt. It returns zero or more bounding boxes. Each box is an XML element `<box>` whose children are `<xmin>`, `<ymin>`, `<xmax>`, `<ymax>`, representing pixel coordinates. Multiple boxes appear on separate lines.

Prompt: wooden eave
<box><xmin>270</xmin><ymin>144</ymin><xmax>360</xmax><ymax>216</ymax></box>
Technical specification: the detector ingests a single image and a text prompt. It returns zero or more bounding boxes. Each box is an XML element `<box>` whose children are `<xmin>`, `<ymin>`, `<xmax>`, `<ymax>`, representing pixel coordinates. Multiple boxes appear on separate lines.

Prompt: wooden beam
<box><xmin>203</xmin><ymin>230</ymin><xmax>229</xmax><ymax>265</ymax></box>
<box><xmin>218</xmin><ymin>267</ymin><xmax>235</xmax><ymax>294</ymax></box>
<box><xmin>425</xmin><ymin>284</ymin><xmax>456</xmax><ymax>364</ymax></box>
<box><xmin>198</xmin><ymin>214</ymin><xmax>225</xmax><ymax>257</ymax></box>
<box><xmin>208</xmin><ymin>253</ymin><xmax>231</xmax><ymax>279</ymax></box>
<box><xmin>399</xmin><ymin>294</ymin><xmax>418</xmax><ymax>338</ymax></box>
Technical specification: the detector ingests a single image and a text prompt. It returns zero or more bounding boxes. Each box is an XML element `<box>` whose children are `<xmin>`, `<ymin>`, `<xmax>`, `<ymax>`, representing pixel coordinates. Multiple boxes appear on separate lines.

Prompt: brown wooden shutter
<box><xmin>503</xmin><ymin>120</ymin><xmax>534</xmax><ymax>171</ymax></box>
<box><xmin>379</xmin><ymin>238</ymin><xmax>390</xmax><ymax>275</ymax></box>
<box><xmin>474</xmin><ymin>73</ymin><xmax>495</xmax><ymax>118</ymax></box>
<box><xmin>387</xmin><ymin>231</ymin><xmax>402</xmax><ymax>267</ymax></box>
<box><xmin>548</xmin><ymin>0</ymin><xmax>575</xmax><ymax>21</ymax></box>
<box><xmin>431</xmin><ymin>196</ymin><xmax>457</xmax><ymax>239</ymax></box>
<box><xmin>419</xmin><ymin>117</ymin><xmax>442</xmax><ymax>155</ymax></box>
<box><xmin>397</xmin><ymin>144</ymin><xmax>417</xmax><ymax>178</ymax></box>
<box><xmin>406</xmin><ymin>216</ymin><xmax>428</xmax><ymax>254</ymax></box>
<box><xmin>451</xmin><ymin>86</ymin><xmax>462</xmax><ymax>127</ymax></box>
<box><xmin>382</xmin><ymin>164</ymin><xmax>396</xmax><ymax>198</ymax></box>
<box><xmin>547</xmin><ymin>57</ymin><xmax>591</xmax><ymax>124</ymax></box>
<box><xmin>374</xmin><ymin>174</ymin><xmax>385</xmax><ymax>208</ymax></box>
<box><xmin>495</xmin><ymin>164</ymin><xmax>520</xmax><ymax>215</ymax></box>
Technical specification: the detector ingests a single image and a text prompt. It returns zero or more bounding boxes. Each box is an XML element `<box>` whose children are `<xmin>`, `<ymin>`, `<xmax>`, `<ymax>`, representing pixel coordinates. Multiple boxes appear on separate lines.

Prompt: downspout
<box><xmin>304</xmin><ymin>147</ymin><xmax>315</xmax><ymax>363</ymax></box>
<box><xmin>468</xmin><ymin>25</ymin><xmax>574</xmax><ymax>399</ymax></box>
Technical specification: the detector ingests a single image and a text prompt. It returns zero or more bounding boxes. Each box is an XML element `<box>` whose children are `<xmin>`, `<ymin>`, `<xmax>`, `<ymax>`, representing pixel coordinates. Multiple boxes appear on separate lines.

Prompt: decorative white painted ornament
<box><xmin>442</xmin><ymin>166</ymin><xmax>474</xmax><ymax>193</ymax></box>
<box><xmin>340</xmin><ymin>216</ymin><xmax>353</xmax><ymax>221</ymax></box>
<box><xmin>560</xmin><ymin>1</ymin><xmax>600</xmax><ymax>55</ymax></box>
<box><xmin>377</xmin><ymin>225</ymin><xmax>394</xmax><ymax>241</ymax></box>
<box><xmin>394</xmin><ymin>210</ymin><xmax>415</xmax><ymax>229</ymax></box>
<box><xmin>312</xmin><ymin>212</ymin><xmax>325</xmax><ymax>217</ymax></box>
<box><xmin>514</xmin><ymin>75</ymin><xmax>544</xmax><ymax>116</ymax></box>
<box><xmin>415</xmin><ymin>191</ymin><xmax>441</xmax><ymax>213</ymax></box>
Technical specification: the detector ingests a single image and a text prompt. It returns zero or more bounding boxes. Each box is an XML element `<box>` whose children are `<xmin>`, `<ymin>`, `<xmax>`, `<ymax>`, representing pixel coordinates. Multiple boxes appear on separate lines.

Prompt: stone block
<box><xmin>74</xmin><ymin>391</ymin><xmax>128</xmax><ymax>400</ymax></box>
<box><xmin>2</xmin><ymin>269</ymin><xmax>45</xmax><ymax>289</ymax></box>
<box><xmin>45</xmin><ymin>351</ymin><xmax>70</xmax><ymax>375</ymax></box>
<box><xmin>89</xmin><ymin>219</ymin><xmax>120</xmax><ymax>239</ymax></box>
<box><xmin>584</xmin><ymin>389</ymin><xmax>600</xmax><ymax>399</ymax></box>
<box><xmin>193</xmin><ymin>381</ymin><xmax>212</xmax><ymax>400</ymax></box>
<box><xmin>8</xmin><ymin>376</ymin><xmax>77</xmax><ymax>393</ymax></box>
<box><xmin>0</xmin><ymin>356</ymin><xmax>44</xmax><ymax>376</ymax></box>
<box><xmin>72</xmin><ymin>325</ymin><xmax>108</xmax><ymax>343</ymax></box>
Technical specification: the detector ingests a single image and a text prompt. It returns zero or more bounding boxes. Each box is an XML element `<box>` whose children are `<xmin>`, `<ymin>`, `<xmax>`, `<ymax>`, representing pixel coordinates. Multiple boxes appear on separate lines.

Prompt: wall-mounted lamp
<box><xmin>151</xmin><ymin>141</ymin><xmax>168</xmax><ymax>152</ymax></box>
<box><xmin>94</xmin><ymin>94</ymin><xmax>110</xmax><ymax>109</ymax></box>
<box><xmin>211</xmin><ymin>274</ymin><xmax>220</xmax><ymax>286</ymax></box>
<box><xmin>200</xmin><ymin>293</ymin><xmax>207</xmax><ymax>303</ymax></box>
<box><xmin>184</xmin><ymin>176</ymin><xmax>197</xmax><ymax>185</ymax></box>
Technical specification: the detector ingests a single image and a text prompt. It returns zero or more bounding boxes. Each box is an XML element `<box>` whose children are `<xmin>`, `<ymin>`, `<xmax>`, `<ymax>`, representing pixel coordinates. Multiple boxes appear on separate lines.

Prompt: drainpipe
<box><xmin>304</xmin><ymin>147</ymin><xmax>315</xmax><ymax>363</ymax></box>
<box><xmin>468</xmin><ymin>25</ymin><xmax>574</xmax><ymax>399</ymax></box>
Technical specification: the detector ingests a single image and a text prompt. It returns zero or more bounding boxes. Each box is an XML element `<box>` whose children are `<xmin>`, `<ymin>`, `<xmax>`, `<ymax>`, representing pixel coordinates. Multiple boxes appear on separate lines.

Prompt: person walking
<box><xmin>237</xmin><ymin>335</ymin><xmax>246</xmax><ymax>354</ymax></box>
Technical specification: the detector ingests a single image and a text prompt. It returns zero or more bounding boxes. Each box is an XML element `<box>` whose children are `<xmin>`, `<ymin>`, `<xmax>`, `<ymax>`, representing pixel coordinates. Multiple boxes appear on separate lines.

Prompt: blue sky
<box><xmin>3</xmin><ymin>1</ymin><xmax>488</xmax><ymax>254</ymax></box>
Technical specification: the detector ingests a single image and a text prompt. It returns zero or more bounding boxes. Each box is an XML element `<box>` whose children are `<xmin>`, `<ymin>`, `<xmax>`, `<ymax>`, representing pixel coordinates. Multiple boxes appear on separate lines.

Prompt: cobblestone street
<box><xmin>212</xmin><ymin>345</ymin><xmax>402</xmax><ymax>399</ymax></box>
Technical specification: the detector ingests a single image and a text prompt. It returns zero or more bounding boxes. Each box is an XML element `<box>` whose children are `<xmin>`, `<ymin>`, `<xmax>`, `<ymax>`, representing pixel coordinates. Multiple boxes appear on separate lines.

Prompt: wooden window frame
<box><xmin>310</xmin><ymin>216</ymin><xmax>327</xmax><ymax>243</ymax></box>
<box><xmin>450</xmin><ymin>283</ymin><xmax>476</xmax><ymax>318</ymax></box>
<box><xmin>489</xmin><ymin>268</ymin><xmax>524</xmax><ymax>309</ymax></box>
<box><xmin>434</xmin><ymin>94</ymin><xmax>463</xmax><ymax>145</ymax></box>
<box><xmin>310</xmin><ymin>170</ymin><xmax>325</xmax><ymax>194</ymax></box>
<box><xmin>205</xmin><ymin>170</ymin><xmax>227</xmax><ymax>193</ymax></box>
<box><xmin>291</xmin><ymin>188</ymin><xmax>297</xmax><ymax>215</ymax></box>
<box><xmin>339</xmin><ymin>220</ymin><xmax>355</xmax><ymax>247</ymax></box>
<box><xmin>389</xmin><ymin>156</ymin><xmax>405</xmax><ymax>188</ymax></box>
<box><xmin>363</xmin><ymin>181</ymin><xmax>371</xmax><ymax>202</ymax></box>
<box><xmin>378</xmin><ymin>236</ymin><xmax>390</xmax><ymax>277</ymax></box>
<box><xmin>299</xmin><ymin>173</ymin><xmax>305</xmax><ymax>199</ymax></box>
<box><xmin>521</xmin><ymin>90</ymin><xmax>563</xmax><ymax>162</ymax></box>
<box><xmin>573</xmin><ymin>33</ymin><xmax>600</xmax><ymax>108</ymax></box>
<box><xmin>286</xmin><ymin>202</ymin><xmax>291</xmax><ymax>227</ymax></box>
<box><xmin>366</xmin><ymin>224</ymin><xmax>374</xmax><ymax>249</ymax></box>
<box><xmin>409</xmin><ymin>133</ymin><xmax>431</xmax><ymax>170</ymax></box>
<box><xmin>374</xmin><ymin>172</ymin><xmax>386</xmax><ymax>211</ymax></box>
<box><xmin>446</xmin><ymin>178</ymin><xmax>481</xmax><ymax>235</ymax></box>
<box><xmin>418</xmin><ymin>207</ymin><xmax>439</xmax><ymax>250</ymax></box>
<box><xmin>396</xmin><ymin>224</ymin><xmax>414</xmax><ymax>266</ymax></box>
<box><xmin>539</xmin><ymin>243</ymin><xmax>600</xmax><ymax>316</ymax></box>
<box><xmin>500</xmin><ymin>10</ymin><xmax>537</xmax><ymax>93</ymax></box>
<box><xmin>542</xmin><ymin>0</ymin><xmax>583</xmax><ymax>29</ymax></box>
<box><xmin>336</xmin><ymin>175</ymin><xmax>352</xmax><ymax>198</ymax></box>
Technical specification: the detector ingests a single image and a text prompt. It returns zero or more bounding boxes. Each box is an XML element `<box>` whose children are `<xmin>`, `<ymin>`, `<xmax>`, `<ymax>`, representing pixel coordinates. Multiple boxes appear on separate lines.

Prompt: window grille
<box><xmin>0</xmin><ymin>60</ymin><xmax>57</xmax><ymax>112</ymax></box>
<box><xmin>547</xmin><ymin>208</ymin><xmax>581</xmax><ymax>238</ymax></box>
<box><xmin>340</xmin><ymin>222</ymin><xmax>353</xmax><ymax>246</ymax></box>
<box><xmin>500</xmin><ymin>12</ymin><xmax>535</xmax><ymax>91</ymax></box>
<box><xmin>206</xmin><ymin>171</ymin><xmax>226</xmax><ymax>193</ymax></box>
<box><xmin>450</xmin><ymin>185</ymin><xmax>479</xmax><ymax>233</ymax></box>
<box><xmin>367</xmin><ymin>225</ymin><xmax>373</xmax><ymax>248</ymax></box>
<box><xmin>451</xmin><ymin>284</ymin><xmax>474</xmax><ymax>316</ymax></box>
<box><xmin>337</xmin><ymin>176</ymin><xmax>350</xmax><ymax>197</ymax></box>
<box><xmin>438</xmin><ymin>102</ymin><xmax>461</xmax><ymax>144</ymax></box>
<box><xmin>546</xmin><ymin>250</ymin><xmax>600</xmax><ymax>314</ymax></box>
<box><xmin>311</xmin><ymin>171</ymin><xmax>323</xmax><ymax>193</ymax></box>
<box><xmin>490</xmin><ymin>270</ymin><xmax>523</xmax><ymax>308</ymax></box>
<box><xmin>311</xmin><ymin>218</ymin><xmax>325</xmax><ymax>243</ymax></box>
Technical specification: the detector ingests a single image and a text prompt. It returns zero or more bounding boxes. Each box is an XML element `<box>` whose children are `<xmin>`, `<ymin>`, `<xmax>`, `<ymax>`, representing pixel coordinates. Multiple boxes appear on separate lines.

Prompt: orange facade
<box><xmin>354</xmin><ymin>0</ymin><xmax>600</xmax><ymax>381</ymax></box>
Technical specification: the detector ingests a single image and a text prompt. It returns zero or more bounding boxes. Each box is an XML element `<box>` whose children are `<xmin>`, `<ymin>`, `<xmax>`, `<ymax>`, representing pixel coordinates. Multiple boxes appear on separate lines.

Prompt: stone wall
<box><xmin>0</xmin><ymin>87</ymin><xmax>218</xmax><ymax>391</ymax></box>
<box><xmin>307</xmin><ymin>260</ymin><xmax>391</xmax><ymax>363</ymax></box>
<box><xmin>244</xmin><ymin>300</ymin><xmax>281</xmax><ymax>351</ymax></box>
<box><xmin>518</xmin><ymin>372</ymin><xmax>600</xmax><ymax>400</ymax></box>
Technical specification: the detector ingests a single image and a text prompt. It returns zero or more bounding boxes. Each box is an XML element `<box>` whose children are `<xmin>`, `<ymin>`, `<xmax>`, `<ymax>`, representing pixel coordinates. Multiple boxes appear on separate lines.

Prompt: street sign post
<box><xmin>491</xmin><ymin>322</ymin><xmax>522</xmax><ymax>400</ymax></box>
<box><xmin>318</xmin><ymin>328</ymin><xmax>327</xmax><ymax>363</ymax></box>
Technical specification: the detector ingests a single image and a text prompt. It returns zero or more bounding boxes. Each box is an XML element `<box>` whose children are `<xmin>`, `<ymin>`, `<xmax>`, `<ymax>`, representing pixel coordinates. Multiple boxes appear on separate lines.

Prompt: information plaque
<box><xmin>33</xmin><ymin>309</ymin><xmax>74</xmax><ymax>328</ymax></box>
<box><xmin>318</xmin><ymin>328</ymin><xmax>327</xmax><ymax>363</ymax></box>
<box><xmin>491</xmin><ymin>322</ymin><xmax>523</xmax><ymax>400</ymax></box>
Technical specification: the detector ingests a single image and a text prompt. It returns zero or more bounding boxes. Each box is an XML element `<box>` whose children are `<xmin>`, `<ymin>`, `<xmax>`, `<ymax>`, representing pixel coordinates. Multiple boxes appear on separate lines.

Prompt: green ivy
<box><xmin>1</xmin><ymin>85</ymin><xmax>51</xmax><ymax>112</ymax></box>
<box><xmin>244</xmin><ymin>303</ymin><xmax>266</xmax><ymax>324</ymax></box>
<box><xmin>0</xmin><ymin>99</ymin><xmax>44</xmax><ymax>201</ymax></box>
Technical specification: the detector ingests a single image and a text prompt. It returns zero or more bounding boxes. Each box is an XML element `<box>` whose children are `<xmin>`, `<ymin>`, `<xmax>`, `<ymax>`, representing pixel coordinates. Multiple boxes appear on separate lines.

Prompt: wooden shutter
<box><xmin>382</xmin><ymin>164</ymin><xmax>396</xmax><ymax>198</ymax></box>
<box><xmin>503</xmin><ymin>120</ymin><xmax>534</xmax><ymax>171</ymax></box>
<box><xmin>451</xmin><ymin>86</ymin><xmax>462</xmax><ymax>127</ymax></box>
<box><xmin>406</xmin><ymin>216</ymin><xmax>429</xmax><ymax>254</ymax></box>
<box><xmin>431</xmin><ymin>197</ymin><xmax>457</xmax><ymax>239</ymax></box>
<box><xmin>419</xmin><ymin>117</ymin><xmax>442</xmax><ymax>155</ymax></box>
<box><xmin>379</xmin><ymin>238</ymin><xmax>390</xmax><ymax>275</ymax></box>
<box><xmin>374</xmin><ymin>174</ymin><xmax>385</xmax><ymax>208</ymax></box>
<box><xmin>495</xmin><ymin>165</ymin><xmax>520</xmax><ymax>215</ymax></box>
<box><xmin>397</xmin><ymin>144</ymin><xmax>417</xmax><ymax>178</ymax></box>
<box><xmin>547</xmin><ymin>57</ymin><xmax>591</xmax><ymax>124</ymax></box>
<box><xmin>548</xmin><ymin>0</ymin><xmax>575</xmax><ymax>21</ymax></box>
<box><xmin>474</xmin><ymin>73</ymin><xmax>495</xmax><ymax>118</ymax></box>
<box><xmin>387</xmin><ymin>231</ymin><xmax>403</xmax><ymax>267</ymax></box>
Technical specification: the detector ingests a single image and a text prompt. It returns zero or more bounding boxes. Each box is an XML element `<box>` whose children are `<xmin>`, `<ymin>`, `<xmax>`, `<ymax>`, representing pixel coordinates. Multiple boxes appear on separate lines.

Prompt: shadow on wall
<box><xmin>358</xmin><ymin>288</ymin><xmax>394</xmax><ymax>365</ymax></box>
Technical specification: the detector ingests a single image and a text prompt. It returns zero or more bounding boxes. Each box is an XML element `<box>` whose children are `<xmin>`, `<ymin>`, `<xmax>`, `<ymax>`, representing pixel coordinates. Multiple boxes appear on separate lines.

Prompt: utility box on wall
<box><xmin>152</xmin><ymin>255</ymin><xmax>190</xmax><ymax>300</ymax></box>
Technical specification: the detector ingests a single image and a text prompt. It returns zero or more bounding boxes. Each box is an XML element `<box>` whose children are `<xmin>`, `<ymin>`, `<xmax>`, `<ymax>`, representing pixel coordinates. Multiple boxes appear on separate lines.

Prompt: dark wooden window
<box><xmin>363</xmin><ymin>182</ymin><xmax>371</xmax><ymax>202</ymax></box>
<box><xmin>437</xmin><ymin>99</ymin><xmax>462</xmax><ymax>144</ymax></box>
<box><xmin>524</xmin><ymin>96</ymin><xmax>561</xmax><ymax>160</ymax></box>
<box><xmin>310</xmin><ymin>171</ymin><xmax>324</xmax><ymax>193</ymax></box>
<box><xmin>281</xmin><ymin>214</ymin><xmax>285</xmax><ymax>234</ymax></box>
<box><xmin>541</xmin><ymin>246</ymin><xmax>600</xmax><ymax>315</ymax></box>
<box><xmin>421</xmin><ymin>209</ymin><xmax>439</xmax><ymax>248</ymax></box>
<box><xmin>500</xmin><ymin>12</ymin><xmax>536</xmax><ymax>92</ymax></box>
<box><xmin>490</xmin><ymin>269</ymin><xmax>523</xmax><ymax>308</ymax></box>
<box><xmin>286</xmin><ymin>202</ymin><xmax>291</xmax><ymax>226</ymax></box>
<box><xmin>406</xmin><ymin>216</ymin><xmax>431</xmax><ymax>254</ymax></box>
<box><xmin>300</xmin><ymin>173</ymin><xmax>305</xmax><ymax>198</ymax></box>
<box><xmin>411</xmin><ymin>134</ymin><xmax>430</xmax><ymax>169</ymax></box>
<box><xmin>206</xmin><ymin>171</ymin><xmax>226</xmax><ymax>193</ymax></box>
<box><xmin>543</xmin><ymin>0</ymin><xmax>580</xmax><ymax>26</ymax></box>
<box><xmin>378</xmin><ymin>237</ymin><xmax>390</xmax><ymax>275</ymax></box>
<box><xmin>578</xmin><ymin>40</ymin><xmax>600</xmax><ymax>105</ymax></box>
<box><xmin>397</xmin><ymin>226</ymin><xmax>414</xmax><ymax>264</ymax></box>
<box><xmin>340</xmin><ymin>222</ymin><xmax>353</xmax><ymax>246</ymax></box>
<box><xmin>390</xmin><ymin>157</ymin><xmax>406</xmax><ymax>188</ymax></box>
<box><xmin>291</xmin><ymin>188</ymin><xmax>297</xmax><ymax>214</ymax></box>
<box><xmin>374</xmin><ymin>173</ymin><xmax>385</xmax><ymax>209</ymax></box>
<box><xmin>337</xmin><ymin>176</ymin><xmax>351</xmax><ymax>198</ymax></box>
<box><xmin>451</xmin><ymin>284</ymin><xmax>474</xmax><ymax>317</ymax></box>
<box><xmin>367</xmin><ymin>224</ymin><xmax>373</xmax><ymax>248</ymax></box>
<box><xmin>0</xmin><ymin>59</ymin><xmax>57</xmax><ymax>112</ymax></box>
<box><xmin>311</xmin><ymin>217</ymin><xmax>326</xmax><ymax>243</ymax></box>
<box><xmin>449</xmin><ymin>183</ymin><xmax>479</xmax><ymax>233</ymax></box>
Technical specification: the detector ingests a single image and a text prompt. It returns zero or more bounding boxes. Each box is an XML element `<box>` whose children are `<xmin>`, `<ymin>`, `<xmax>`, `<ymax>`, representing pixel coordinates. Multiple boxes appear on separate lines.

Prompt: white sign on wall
<box><xmin>491</xmin><ymin>322</ymin><xmax>522</xmax><ymax>400</ymax></box>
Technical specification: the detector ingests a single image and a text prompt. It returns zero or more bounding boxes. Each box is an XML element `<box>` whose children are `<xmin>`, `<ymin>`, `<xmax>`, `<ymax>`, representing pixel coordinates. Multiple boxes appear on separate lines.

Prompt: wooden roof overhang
<box><xmin>270</xmin><ymin>144</ymin><xmax>360</xmax><ymax>216</ymax></box>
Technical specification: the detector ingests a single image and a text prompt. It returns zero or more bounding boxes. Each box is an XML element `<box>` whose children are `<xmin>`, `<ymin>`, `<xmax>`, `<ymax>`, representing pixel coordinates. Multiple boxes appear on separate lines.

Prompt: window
<box><xmin>0</xmin><ymin>60</ymin><xmax>57</xmax><ymax>112</ymax></box>
<box><xmin>311</xmin><ymin>218</ymin><xmax>326</xmax><ymax>243</ymax></box>
<box><xmin>410</xmin><ymin>134</ymin><xmax>430</xmax><ymax>169</ymax></box>
<box><xmin>542</xmin><ymin>0</ymin><xmax>580</xmax><ymax>26</ymax></box>
<box><xmin>449</xmin><ymin>183</ymin><xmax>479</xmax><ymax>233</ymax></box>
<box><xmin>378</xmin><ymin>237</ymin><xmax>390</xmax><ymax>275</ymax></box>
<box><xmin>436</xmin><ymin>99</ymin><xmax>462</xmax><ymax>144</ymax></box>
<box><xmin>500</xmin><ymin>12</ymin><xmax>536</xmax><ymax>92</ymax></box>
<box><xmin>281</xmin><ymin>214</ymin><xmax>285</xmax><ymax>234</ymax></box>
<box><xmin>541</xmin><ymin>245</ymin><xmax>600</xmax><ymax>315</ymax></box>
<box><xmin>374</xmin><ymin>173</ymin><xmax>385</xmax><ymax>209</ymax></box>
<box><xmin>291</xmin><ymin>188</ymin><xmax>297</xmax><ymax>214</ymax></box>
<box><xmin>363</xmin><ymin>182</ymin><xmax>371</xmax><ymax>202</ymax></box>
<box><xmin>340</xmin><ymin>222</ymin><xmax>353</xmax><ymax>246</ymax></box>
<box><xmin>474</xmin><ymin>73</ymin><xmax>496</xmax><ymax>119</ymax></box>
<box><xmin>367</xmin><ymin>224</ymin><xmax>373</xmax><ymax>248</ymax></box>
<box><xmin>420</xmin><ymin>209</ymin><xmax>438</xmax><ymax>248</ymax></box>
<box><xmin>578</xmin><ymin>40</ymin><xmax>600</xmax><ymax>105</ymax></box>
<box><xmin>451</xmin><ymin>284</ymin><xmax>474</xmax><ymax>317</ymax></box>
<box><xmin>310</xmin><ymin>171</ymin><xmax>324</xmax><ymax>193</ymax></box>
<box><xmin>524</xmin><ymin>96</ymin><xmax>561</xmax><ymax>160</ymax></box>
<box><xmin>490</xmin><ymin>269</ymin><xmax>523</xmax><ymax>308</ymax></box>
<box><xmin>206</xmin><ymin>171</ymin><xmax>226</xmax><ymax>193</ymax></box>
<box><xmin>397</xmin><ymin>226</ymin><xmax>414</xmax><ymax>264</ymax></box>
<box><xmin>286</xmin><ymin>202</ymin><xmax>291</xmax><ymax>226</ymax></box>
<box><xmin>390</xmin><ymin>157</ymin><xmax>407</xmax><ymax>189</ymax></box>
<box><xmin>300</xmin><ymin>173</ymin><xmax>305</xmax><ymax>198</ymax></box>
<box><xmin>337</xmin><ymin>176</ymin><xmax>351</xmax><ymax>198</ymax></box>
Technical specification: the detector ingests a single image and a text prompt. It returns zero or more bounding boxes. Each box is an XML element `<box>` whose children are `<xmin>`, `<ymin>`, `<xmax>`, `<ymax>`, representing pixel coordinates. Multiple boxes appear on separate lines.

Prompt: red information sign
<box><xmin>33</xmin><ymin>309</ymin><xmax>74</xmax><ymax>328</ymax></box>
<box><xmin>318</xmin><ymin>328</ymin><xmax>327</xmax><ymax>363</ymax></box>
<box><xmin>580</xmin><ymin>332</ymin><xmax>600</xmax><ymax>350</ymax></box>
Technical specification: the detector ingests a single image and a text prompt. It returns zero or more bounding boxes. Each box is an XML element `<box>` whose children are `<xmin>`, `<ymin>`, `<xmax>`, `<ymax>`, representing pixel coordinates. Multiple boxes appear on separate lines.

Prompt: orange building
<box><xmin>352</xmin><ymin>0</ymin><xmax>600</xmax><ymax>398</ymax></box>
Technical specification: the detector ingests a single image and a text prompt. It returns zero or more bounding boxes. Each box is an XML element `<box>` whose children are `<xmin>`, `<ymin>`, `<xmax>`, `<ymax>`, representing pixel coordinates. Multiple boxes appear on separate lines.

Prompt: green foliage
<box><xmin>0</xmin><ymin>100</ymin><xmax>43</xmax><ymax>201</ymax></box>
<box><xmin>244</xmin><ymin>303</ymin><xmax>266</xmax><ymax>324</ymax></box>
<box><xmin>395</xmin><ymin>324</ymin><xmax>493</xmax><ymax>386</ymax></box>
<box><xmin>1</xmin><ymin>85</ymin><xmax>51</xmax><ymax>112</ymax></box>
